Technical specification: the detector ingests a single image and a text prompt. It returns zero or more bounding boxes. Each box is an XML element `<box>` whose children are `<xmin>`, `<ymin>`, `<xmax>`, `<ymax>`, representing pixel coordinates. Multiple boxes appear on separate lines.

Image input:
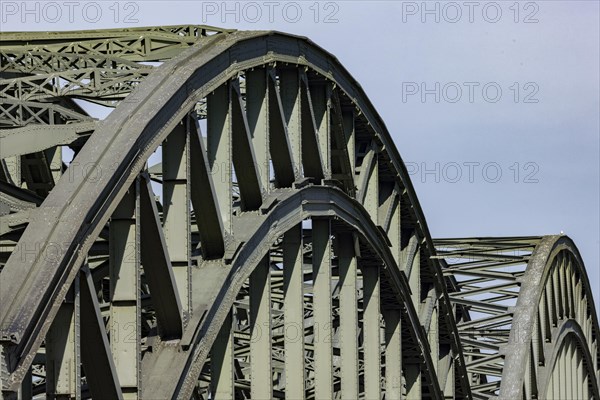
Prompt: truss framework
<box><xmin>0</xmin><ymin>26</ymin><xmax>598</xmax><ymax>400</ymax></box>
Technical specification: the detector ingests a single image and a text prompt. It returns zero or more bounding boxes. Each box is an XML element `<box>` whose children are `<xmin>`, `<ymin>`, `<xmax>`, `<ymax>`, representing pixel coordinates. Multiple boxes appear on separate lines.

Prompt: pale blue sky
<box><xmin>1</xmin><ymin>1</ymin><xmax>598</xmax><ymax>309</ymax></box>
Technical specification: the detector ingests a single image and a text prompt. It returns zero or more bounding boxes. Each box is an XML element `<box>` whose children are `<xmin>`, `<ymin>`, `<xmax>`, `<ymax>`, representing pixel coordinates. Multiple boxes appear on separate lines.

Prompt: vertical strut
<box><xmin>283</xmin><ymin>224</ymin><xmax>305</xmax><ymax>399</ymax></box>
<box><xmin>299</xmin><ymin>71</ymin><xmax>325</xmax><ymax>182</ymax></box>
<box><xmin>312</xmin><ymin>218</ymin><xmax>333</xmax><ymax>399</ymax></box>
<box><xmin>17</xmin><ymin>368</ymin><xmax>31</xmax><ymax>400</ymax></box>
<box><xmin>109</xmin><ymin>183</ymin><xmax>140</xmax><ymax>399</ymax></box>
<box><xmin>405</xmin><ymin>363</ymin><xmax>422</xmax><ymax>400</ymax></box>
<box><xmin>342</xmin><ymin>109</ymin><xmax>355</xmax><ymax>172</ymax></box>
<box><xmin>359</xmin><ymin>141</ymin><xmax>379</xmax><ymax>221</ymax></box>
<box><xmin>46</xmin><ymin>145</ymin><xmax>62</xmax><ymax>185</ymax></box>
<box><xmin>405</xmin><ymin>252</ymin><xmax>433</xmax><ymax>400</ymax></box>
<box><xmin>360</xmin><ymin>136</ymin><xmax>381</xmax><ymax>400</ymax></box>
<box><xmin>339</xmin><ymin>106</ymin><xmax>356</xmax><ymax>195</ymax></box>
<box><xmin>80</xmin><ymin>266</ymin><xmax>123</xmax><ymax>400</ymax></box>
<box><xmin>207</xmin><ymin>83</ymin><xmax>233</xmax><ymax>234</ymax></box>
<box><xmin>163</xmin><ymin>121</ymin><xmax>191</xmax><ymax>314</ymax></box>
<box><xmin>384</xmin><ymin>309</ymin><xmax>402</xmax><ymax>400</ymax></box>
<box><xmin>577</xmin><ymin>343</ymin><xmax>583</xmax><ymax>399</ymax></box>
<box><xmin>337</xmin><ymin>232</ymin><xmax>359</xmax><ymax>399</ymax></box>
<box><xmin>441</xmin><ymin>345</ymin><xmax>456</xmax><ymax>398</ymax></box>
<box><xmin>249</xmin><ymin>255</ymin><xmax>273</xmax><ymax>399</ymax></box>
<box><xmin>363</xmin><ymin>263</ymin><xmax>381</xmax><ymax>400</ymax></box>
<box><xmin>429</xmin><ymin>303</ymin><xmax>439</xmax><ymax>376</ymax></box>
<box><xmin>45</xmin><ymin>277</ymin><xmax>80</xmax><ymax>399</ymax></box>
<box><xmin>267</xmin><ymin>69</ymin><xmax>296</xmax><ymax>187</ymax></box>
<box><xmin>409</xmin><ymin>245</ymin><xmax>421</xmax><ymax>310</ymax></box>
<box><xmin>568</xmin><ymin>340</ymin><xmax>575</xmax><ymax>399</ymax></box>
<box><xmin>385</xmin><ymin>188</ymin><xmax>402</xmax><ymax>265</ymax></box>
<box><xmin>211</xmin><ymin>310</ymin><xmax>234</xmax><ymax>399</ymax></box>
<box><xmin>561</xmin><ymin>343</ymin><xmax>567</xmax><ymax>399</ymax></box>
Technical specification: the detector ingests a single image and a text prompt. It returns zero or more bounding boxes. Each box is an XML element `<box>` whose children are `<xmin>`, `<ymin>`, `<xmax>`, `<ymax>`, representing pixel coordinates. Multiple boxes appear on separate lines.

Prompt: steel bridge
<box><xmin>0</xmin><ymin>26</ymin><xmax>598</xmax><ymax>400</ymax></box>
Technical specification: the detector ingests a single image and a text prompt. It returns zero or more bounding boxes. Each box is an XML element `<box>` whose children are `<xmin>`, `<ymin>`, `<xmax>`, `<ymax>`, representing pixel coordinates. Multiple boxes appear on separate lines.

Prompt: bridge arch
<box><xmin>1</xmin><ymin>29</ymin><xmax>468</xmax><ymax>399</ymax></box>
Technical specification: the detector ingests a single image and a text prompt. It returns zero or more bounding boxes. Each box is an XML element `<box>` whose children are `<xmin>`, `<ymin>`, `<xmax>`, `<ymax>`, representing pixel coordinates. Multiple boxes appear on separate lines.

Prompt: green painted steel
<box><xmin>0</xmin><ymin>26</ymin><xmax>598</xmax><ymax>400</ymax></box>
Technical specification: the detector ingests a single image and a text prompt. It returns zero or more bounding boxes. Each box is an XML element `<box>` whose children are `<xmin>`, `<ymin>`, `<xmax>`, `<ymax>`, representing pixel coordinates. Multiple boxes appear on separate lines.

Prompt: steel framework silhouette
<box><xmin>0</xmin><ymin>26</ymin><xmax>598</xmax><ymax>399</ymax></box>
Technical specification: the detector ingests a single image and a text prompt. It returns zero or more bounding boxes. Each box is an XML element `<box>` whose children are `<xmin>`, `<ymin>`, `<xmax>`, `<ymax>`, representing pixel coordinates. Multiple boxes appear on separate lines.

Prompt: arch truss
<box><xmin>0</xmin><ymin>26</ymin><xmax>598</xmax><ymax>400</ymax></box>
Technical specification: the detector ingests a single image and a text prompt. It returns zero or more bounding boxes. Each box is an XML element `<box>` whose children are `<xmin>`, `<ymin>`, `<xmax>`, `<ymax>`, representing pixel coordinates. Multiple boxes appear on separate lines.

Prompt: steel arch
<box><xmin>0</xmin><ymin>26</ymin><xmax>598</xmax><ymax>399</ymax></box>
<box><xmin>148</xmin><ymin>186</ymin><xmax>446</xmax><ymax>398</ymax></box>
<box><xmin>435</xmin><ymin>236</ymin><xmax>600</xmax><ymax>399</ymax></box>
<box><xmin>502</xmin><ymin>236</ymin><xmax>600</xmax><ymax>399</ymax></box>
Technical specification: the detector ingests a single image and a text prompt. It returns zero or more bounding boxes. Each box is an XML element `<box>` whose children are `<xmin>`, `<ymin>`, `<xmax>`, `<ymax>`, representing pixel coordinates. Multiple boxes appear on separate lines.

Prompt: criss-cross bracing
<box><xmin>0</xmin><ymin>26</ymin><xmax>598</xmax><ymax>399</ymax></box>
<box><xmin>435</xmin><ymin>237</ymin><xmax>600</xmax><ymax>399</ymax></box>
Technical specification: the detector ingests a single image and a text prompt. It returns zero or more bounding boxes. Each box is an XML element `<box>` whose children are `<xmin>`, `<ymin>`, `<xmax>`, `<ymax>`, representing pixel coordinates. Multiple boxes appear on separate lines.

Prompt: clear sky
<box><xmin>1</xmin><ymin>1</ymin><xmax>598</xmax><ymax>309</ymax></box>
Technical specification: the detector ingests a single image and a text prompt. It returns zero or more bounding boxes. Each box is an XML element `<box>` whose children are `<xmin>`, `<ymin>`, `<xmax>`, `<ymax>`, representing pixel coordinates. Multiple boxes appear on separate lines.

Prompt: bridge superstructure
<box><xmin>0</xmin><ymin>26</ymin><xmax>598</xmax><ymax>399</ymax></box>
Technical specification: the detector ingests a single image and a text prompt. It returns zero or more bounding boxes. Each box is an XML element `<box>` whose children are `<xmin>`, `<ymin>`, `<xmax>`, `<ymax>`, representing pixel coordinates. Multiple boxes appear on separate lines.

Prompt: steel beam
<box><xmin>337</xmin><ymin>232</ymin><xmax>359</xmax><ymax>399</ymax></box>
<box><xmin>207</xmin><ymin>84</ymin><xmax>233</xmax><ymax>234</ymax></box>
<box><xmin>45</xmin><ymin>279</ymin><xmax>80</xmax><ymax>399</ymax></box>
<box><xmin>405</xmin><ymin>363</ymin><xmax>422</xmax><ymax>400</ymax></box>
<box><xmin>0</xmin><ymin>123</ymin><xmax>93</xmax><ymax>159</ymax></box>
<box><xmin>249</xmin><ymin>255</ymin><xmax>272</xmax><ymax>399</ymax></box>
<box><xmin>189</xmin><ymin>117</ymin><xmax>225</xmax><ymax>259</ymax></box>
<box><xmin>210</xmin><ymin>311</ymin><xmax>234</xmax><ymax>399</ymax></box>
<box><xmin>299</xmin><ymin>71</ymin><xmax>325</xmax><ymax>182</ymax></box>
<box><xmin>245</xmin><ymin>68</ymin><xmax>271</xmax><ymax>192</ymax></box>
<box><xmin>162</xmin><ymin>120</ymin><xmax>191</xmax><ymax>314</ymax></box>
<box><xmin>80</xmin><ymin>267</ymin><xmax>123</xmax><ymax>400</ymax></box>
<box><xmin>139</xmin><ymin>174</ymin><xmax>183</xmax><ymax>339</ymax></box>
<box><xmin>307</xmin><ymin>78</ymin><xmax>331</xmax><ymax>179</ymax></box>
<box><xmin>231</xmin><ymin>79</ymin><xmax>263</xmax><ymax>210</ymax></box>
<box><xmin>267</xmin><ymin>69</ymin><xmax>296</xmax><ymax>187</ymax></box>
<box><xmin>283</xmin><ymin>224</ymin><xmax>305</xmax><ymax>399</ymax></box>
<box><xmin>312</xmin><ymin>218</ymin><xmax>333</xmax><ymax>399</ymax></box>
<box><xmin>109</xmin><ymin>185</ymin><xmax>140</xmax><ymax>399</ymax></box>
<box><xmin>363</xmin><ymin>262</ymin><xmax>381</xmax><ymax>400</ymax></box>
<box><xmin>278</xmin><ymin>69</ymin><xmax>302</xmax><ymax>178</ymax></box>
<box><xmin>384</xmin><ymin>309</ymin><xmax>402</xmax><ymax>400</ymax></box>
<box><xmin>16</xmin><ymin>369</ymin><xmax>30</xmax><ymax>400</ymax></box>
